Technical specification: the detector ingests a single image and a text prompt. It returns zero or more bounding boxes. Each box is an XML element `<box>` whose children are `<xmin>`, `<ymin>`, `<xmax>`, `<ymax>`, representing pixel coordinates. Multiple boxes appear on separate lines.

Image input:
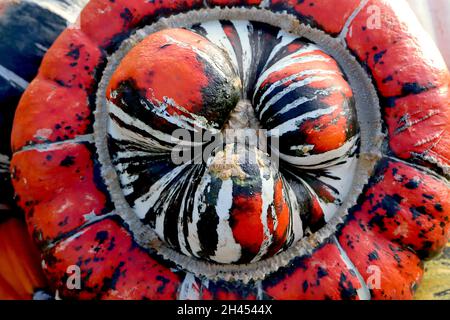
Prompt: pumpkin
<box><xmin>4</xmin><ymin>0</ymin><xmax>450</xmax><ymax>300</ymax></box>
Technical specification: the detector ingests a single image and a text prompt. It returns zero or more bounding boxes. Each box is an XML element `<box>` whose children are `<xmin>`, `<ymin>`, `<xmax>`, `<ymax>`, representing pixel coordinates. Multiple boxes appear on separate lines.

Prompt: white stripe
<box><xmin>0</xmin><ymin>64</ymin><xmax>29</xmax><ymax>90</ymax></box>
<box><xmin>259</xmin><ymin>0</ymin><xmax>271</xmax><ymax>9</ymax></box>
<box><xmin>311</xmin><ymin>154</ymin><xmax>358</xmax><ymax>208</ymax></box>
<box><xmin>285</xmin><ymin>179</ymin><xmax>303</xmax><ymax>242</ymax></box>
<box><xmin>231</xmin><ymin>20</ymin><xmax>253</xmax><ymax>91</ymax></box>
<box><xmin>115</xmin><ymin>150</ymin><xmax>166</xmax><ymax>160</ymax></box>
<box><xmin>283</xmin><ymin>140</ymin><xmax>357</xmax><ymax>223</ymax></box>
<box><xmin>338</xmin><ymin>0</ymin><xmax>370</xmax><ymax>41</ymax></box>
<box><xmin>141</xmin><ymin>95</ymin><xmax>210</xmax><ymax>132</ymax></box>
<box><xmin>267</xmin><ymin>91</ymin><xmax>336</xmax><ymax>122</ymax></box>
<box><xmin>153</xmin><ymin>171</ymin><xmax>191</xmax><ymax>242</ymax></box>
<box><xmin>132</xmin><ymin>161</ymin><xmax>191</xmax><ymax>219</ymax></box>
<box><xmin>177</xmin><ymin>167</ymin><xmax>199</xmax><ymax>257</ymax></box>
<box><xmin>15</xmin><ymin>134</ymin><xmax>94</xmax><ymax>153</ymax></box>
<box><xmin>255</xmin><ymin>55</ymin><xmax>332</xmax><ymax>99</ymax></box>
<box><xmin>109</xmin><ymin>139</ymin><xmax>176</xmax><ymax>198</ymax></box>
<box><xmin>266</xmin><ymin>95</ymin><xmax>317</xmax><ymax>122</ymax></box>
<box><xmin>0</xmin><ymin>204</ymin><xmax>11</xmax><ymax>210</ymax></box>
<box><xmin>0</xmin><ymin>154</ymin><xmax>9</xmax><ymax>166</ymax></box>
<box><xmin>285</xmin><ymin>170</ymin><xmax>337</xmax><ymax>222</ymax></box>
<box><xmin>256</xmin><ymin>281</ymin><xmax>265</xmax><ymax>300</ymax></box>
<box><xmin>196</xmin><ymin>21</ymin><xmax>240</xmax><ymax>76</ymax></box>
<box><xmin>188</xmin><ymin>172</ymin><xmax>212</xmax><ymax>258</ymax></box>
<box><xmin>163</xmin><ymin>34</ymin><xmax>229</xmax><ymax>83</ymax></box>
<box><xmin>257</xmin><ymin>74</ymin><xmax>336</xmax><ymax>118</ymax></box>
<box><xmin>261</xmin><ymin>30</ymin><xmax>299</xmax><ymax>72</ymax></box>
<box><xmin>178</xmin><ymin>273</ymin><xmax>201</xmax><ymax>300</ymax></box>
<box><xmin>268</xmin><ymin>106</ymin><xmax>338</xmax><ymax>137</ymax></box>
<box><xmin>334</xmin><ymin>236</ymin><xmax>371</xmax><ymax>300</ymax></box>
<box><xmin>108</xmin><ymin>100</ymin><xmax>179</xmax><ymax>147</ymax></box>
<box><xmin>254</xmin><ymin>44</ymin><xmax>327</xmax><ymax>92</ymax></box>
<box><xmin>108</xmin><ymin>110</ymin><xmax>173</xmax><ymax>152</ymax></box>
<box><xmin>278</xmin><ymin>135</ymin><xmax>359</xmax><ymax>168</ymax></box>
<box><xmin>256</xmin><ymin>69</ymin><xmax>337</xmax><ymax>114</ymax></box>
<box><xmin>210</xmin><ymin>178</ymin><xmax>242</xmax><ymax>263</ymax></box>
<box><xmin>34</xmin><ymin>43</ymin><xmax>48</xmax><ymax>52</ymax></box>
<box><xmin>251</xmin><ymin>164</ymin><xmax>275</xmax><ymax>262</ymax></box>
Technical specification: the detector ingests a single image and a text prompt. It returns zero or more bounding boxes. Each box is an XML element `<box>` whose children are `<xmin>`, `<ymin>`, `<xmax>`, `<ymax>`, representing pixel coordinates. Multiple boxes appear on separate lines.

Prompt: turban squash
<box><xmin>3</xmin><ymin>0</ymin><xmax>450</xmax><ymax>300</ymax></box>
<box><xmin>0</xmin><ymin>0</ymin><xmax>88</xmax><ymax>299</ymax></box>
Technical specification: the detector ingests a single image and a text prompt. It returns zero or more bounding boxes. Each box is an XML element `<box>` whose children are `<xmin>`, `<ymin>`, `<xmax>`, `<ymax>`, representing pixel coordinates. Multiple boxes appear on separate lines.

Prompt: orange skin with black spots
<box><xmin>343</xmin><ymin>159</ymin><xmax>450</xmax><ymax>259</ymax></box>
<box><xmin>346</xmin><ymin>0</ymin><xmax>449</xmax><ymax>98</ymax></box>
<box><xmin>43</xmin><ymin>218</ymin><xmax>181</xmax><ymax>300</ymax></box>
<box><xmin>80</xmin><ymin>0</ymin><xmax>204</xmax><ymax>50</ymax></box>
<box><xmin>202</xmin><ymin>284</ymin><xmax>257</xmax><ymax>300</ymax></box>
<box><xmin>12</xmin><ymin>78</ymin><xmax>92</xmax><ymax>152</ymax></box>
<box><xmin>335</xmin><ymin>158</ymin><xmax>450</xmax><ymax>299</ymax></box>
<box><xmin>345</xmin><ymin>0</ymin><xmax>450</xmax><ymax>168</ymax></box>
<box><xmin>385</xmin><ymin>87</ymin><xmax>450</xmax><ymax>169</ymax></box>
<box><xmin>10</xmin><ymin>143</ymin><xmax>109</xmax><ymax>247</ymax></box>
<box><xmin>269</xmin><ymin>0</ymin><xmax>361</xmax><ymax>35</ymax></box>
<box><xmin>337</xmin><ymin>219</ymin><xmax>423</xmax><ymax>300</ymax></box>
<box><xmin>263</xmin><ymin>242</ymin><xmax>362</xmax><ymax>300</ymax></box>
<box><xmin>11</xmin><ymin>27</ymin><xmax>103</xmax><ymax>152</ymax></box>
<box><xmin>39</xmin><ymin>28</ymin><xmax>103</xmax><ymax>92</ymax></box>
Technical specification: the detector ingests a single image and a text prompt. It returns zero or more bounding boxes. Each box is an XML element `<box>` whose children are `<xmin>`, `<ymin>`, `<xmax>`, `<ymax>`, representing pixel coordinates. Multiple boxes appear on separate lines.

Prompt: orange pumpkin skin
<box><xmin>0</xmin><ymin>218</ymin><xmax>48</xmax><ymax>300</ymax></box>
<box><xmin>7</xmin><ymin>0</ymin><xmax>450</xmax><ymax>300</ymax></box>
<box><xmin>107</xmin><ymin>28</ymin><xmax>241</xmax><ymax>134</ymax></box>
<box><xmin>268</xmin><ymin>0</ymin><xmax>361</xmax><ymax>36</ymax></box>
<box><xmin>345</xmin><ymin>0</ymin><xmax>450</xmax><ymax>170</ymax></box>
<box><xmin>11</xmin><ymin>143</ymin><xmax>110</xmax><ymax>247</ymax></box>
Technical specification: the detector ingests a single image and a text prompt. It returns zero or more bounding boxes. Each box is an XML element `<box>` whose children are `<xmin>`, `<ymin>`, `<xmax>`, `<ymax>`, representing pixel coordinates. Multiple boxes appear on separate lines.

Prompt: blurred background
<box><xmin>407</xmin><ymin>0</ymin><xmax>450</xmax><ymax>67</ymax></box>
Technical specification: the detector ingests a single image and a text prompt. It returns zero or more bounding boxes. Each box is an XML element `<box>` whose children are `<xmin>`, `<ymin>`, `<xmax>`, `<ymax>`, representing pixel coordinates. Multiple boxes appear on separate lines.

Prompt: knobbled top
<box><xmin>106</xmin><ymin>24</ymin><xmax>358</xmax><ymax>264</ymax></box>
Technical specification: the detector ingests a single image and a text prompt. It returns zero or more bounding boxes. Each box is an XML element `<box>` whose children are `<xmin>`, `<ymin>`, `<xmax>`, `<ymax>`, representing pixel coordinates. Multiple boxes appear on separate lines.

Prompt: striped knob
<box><xmin>106</xmin><ymin>22</ymin><xmax>358</xmax><ymax>264</ymax></box>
